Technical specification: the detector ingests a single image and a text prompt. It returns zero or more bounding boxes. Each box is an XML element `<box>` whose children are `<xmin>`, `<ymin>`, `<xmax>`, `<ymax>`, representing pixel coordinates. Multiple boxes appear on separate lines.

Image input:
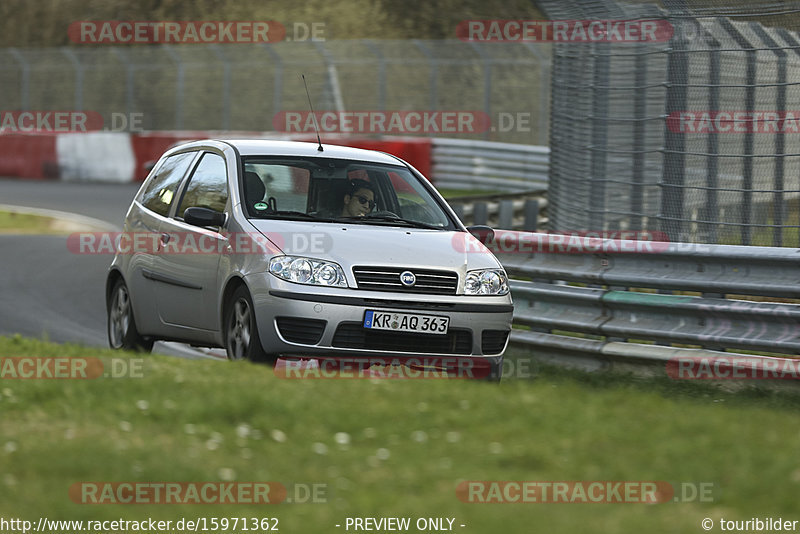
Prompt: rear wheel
<box><xmin>224</xmin><ymin>286</ymin><xmax>274</xmax><ymax>363</ymax></box>
<box><xmin>107</xmin><ymin>278</ymin><xmax>153</xmax><ymax>352</ymax></box>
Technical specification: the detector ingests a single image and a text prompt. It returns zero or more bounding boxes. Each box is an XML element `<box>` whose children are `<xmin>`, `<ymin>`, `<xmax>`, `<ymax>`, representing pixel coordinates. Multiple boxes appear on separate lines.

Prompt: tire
<box><xmin>107</xmin><ymin>278</ymin><xmax>153</xmax><ymax>352</ymax></box>
<box><xmin>224</xmin><ymin>286</ymin><xmax>275</xmax><ymax>363</ymax></box>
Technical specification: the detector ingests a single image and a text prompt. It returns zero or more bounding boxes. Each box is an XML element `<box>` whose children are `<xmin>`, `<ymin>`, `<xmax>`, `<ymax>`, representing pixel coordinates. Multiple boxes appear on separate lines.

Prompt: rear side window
<box><xmin>176</xmin><ymin>152</ymin><xmax>229</xmax><ymax>218</ymax></box>
<box><xmin>139</xmin><ymin>152</ymin><xmax>196</xmax><ymax>217</ymax></box>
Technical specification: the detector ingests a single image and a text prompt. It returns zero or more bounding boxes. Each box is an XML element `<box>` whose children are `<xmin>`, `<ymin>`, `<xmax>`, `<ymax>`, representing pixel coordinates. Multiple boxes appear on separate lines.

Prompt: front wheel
<box><xmin>224</xmin><ymin>286</ymin><xmax>274</xmax><ymax>363</ymax></box>
<box><xmin>107</xmin><ymin>278</ymin><xmax>153</xmax><ymax>352</ymax></box>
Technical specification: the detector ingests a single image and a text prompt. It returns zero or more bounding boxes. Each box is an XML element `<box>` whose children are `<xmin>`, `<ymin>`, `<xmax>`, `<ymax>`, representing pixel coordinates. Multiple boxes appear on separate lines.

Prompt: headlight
<box><xmin>464</xmin><ymin>269</ymin><xmax>509</xmax><ymax>296</ymax></box>
<box><xmin>269</xmin><ymin>256</ymin><xmax>348</xmax><ymax>287</ymax></box>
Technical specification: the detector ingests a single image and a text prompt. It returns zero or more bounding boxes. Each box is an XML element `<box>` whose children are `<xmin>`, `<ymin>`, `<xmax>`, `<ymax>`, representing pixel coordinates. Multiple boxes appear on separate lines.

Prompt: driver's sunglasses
<box><xmin>355</xmin><ymin>195</ymin><xmax>376</xmax><ymax>210</ymax></box>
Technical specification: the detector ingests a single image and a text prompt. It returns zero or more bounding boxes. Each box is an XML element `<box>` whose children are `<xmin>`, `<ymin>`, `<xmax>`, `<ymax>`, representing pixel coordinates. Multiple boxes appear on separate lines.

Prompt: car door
<box><xmin>151</xmin><ymin>151</ymin><xmax>230</xmax><ymax>334</ymax></box>
<box><xmin>129</xmin><ymin>150</ymin><xmax>199</xmax><ymax>336</ymax></box>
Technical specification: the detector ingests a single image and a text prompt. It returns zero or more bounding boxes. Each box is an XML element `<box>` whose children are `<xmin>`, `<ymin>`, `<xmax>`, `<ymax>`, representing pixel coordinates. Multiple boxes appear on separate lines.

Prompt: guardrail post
<box><xmin>451</xmin><ymin>204</ymin><xmax>465</xmax><ymax>222</ymax></box>
<box><xmin>498</xmin><ymin>200</ymin><xmax>513</xmax><ymax>229</ymax></box>
<box><xmin>523</xmin><ymin>199</ymin><xmax>539</xmax><ymax>231</ymax></box>
<box><xmin>473</xmin><ymin>202</ymin><xmax>488</xmax><ymax>226</ymax></box>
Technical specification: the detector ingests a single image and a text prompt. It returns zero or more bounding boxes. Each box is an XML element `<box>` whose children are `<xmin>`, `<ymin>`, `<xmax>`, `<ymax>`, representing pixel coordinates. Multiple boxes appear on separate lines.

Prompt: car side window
<box><xmin>139</xmin><ymin>152</ymin><xmax>196</xmax><ymax>217</ymax></box>
<box><xmin>176</xmin><ymin>152</ymin><xmax>229</xmax><ymax>219</ymax></box>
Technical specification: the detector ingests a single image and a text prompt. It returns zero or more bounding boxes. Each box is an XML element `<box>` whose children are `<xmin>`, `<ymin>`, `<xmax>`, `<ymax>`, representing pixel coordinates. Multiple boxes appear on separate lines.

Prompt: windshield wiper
<box><xmin>340</xmin><ymin>214</ymin><xmax>443</xmax><ymax>230</ymax></box>
<box><xmin>258</xmin><ymin>210</ymin><xmax>334</xmax><ymax>222</ymax></box>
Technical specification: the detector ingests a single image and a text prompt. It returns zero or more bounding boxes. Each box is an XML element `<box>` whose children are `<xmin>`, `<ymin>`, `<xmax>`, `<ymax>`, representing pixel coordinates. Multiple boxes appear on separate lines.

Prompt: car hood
<box><xmin>245</xmin><ymin>219</ymin><xmax>502</xmax><ymax>272</ymax></box>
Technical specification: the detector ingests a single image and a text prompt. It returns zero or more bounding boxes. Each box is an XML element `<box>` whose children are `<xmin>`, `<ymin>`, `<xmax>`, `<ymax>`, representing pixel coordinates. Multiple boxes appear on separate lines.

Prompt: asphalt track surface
<box><xmin>0</xmin><ymin>177</ymin><xmax>222</xmax><ymax>359</ymax></box>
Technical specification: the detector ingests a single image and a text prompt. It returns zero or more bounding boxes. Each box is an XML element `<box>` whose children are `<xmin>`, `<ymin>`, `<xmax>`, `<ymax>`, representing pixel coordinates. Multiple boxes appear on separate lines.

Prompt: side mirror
<box><xmin>184</xmin><ymin>207</ymin><xmax>226</xmax><ymax>228</ymax></box>
<box><xmin>467</xmin><ymin>225</ymin><xmax>494</xmax><ymax>244</ymax></box>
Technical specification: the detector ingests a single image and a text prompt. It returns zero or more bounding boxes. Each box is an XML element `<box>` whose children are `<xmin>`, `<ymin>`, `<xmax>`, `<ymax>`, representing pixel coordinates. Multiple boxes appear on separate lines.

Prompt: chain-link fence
<box><xmin>541</xmin><ymin>0</ymin><xmax>800</xmax><ymax>246</ymax></box>
<box><xmin>0</xmin><ymin>40</ymin><xmax>551</xmax><ymax>146</ymax></box>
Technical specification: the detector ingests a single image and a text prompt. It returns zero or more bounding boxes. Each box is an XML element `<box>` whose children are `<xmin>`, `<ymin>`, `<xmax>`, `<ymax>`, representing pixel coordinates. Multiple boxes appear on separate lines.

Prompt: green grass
<box><xmin>2</xmin><ymin>335</ymin><xmax>800</xmax><ymax>532</ymax></box>
<box><xmin>439</xmin><ymin>189</ymin><xmax>504</xmax><ymax>199</ymax></box>
<box><xmin>0</xmin><ymin>210</ymin><xmax>63</xmax><ymax>234</ymax></box>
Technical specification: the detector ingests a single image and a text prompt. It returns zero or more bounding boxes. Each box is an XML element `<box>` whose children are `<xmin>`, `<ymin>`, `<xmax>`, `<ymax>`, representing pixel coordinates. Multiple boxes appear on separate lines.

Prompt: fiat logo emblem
<box><xmin>400</xmin><ymin>271</ymin><xmax>416</xmax><ymax>287</ymax></box>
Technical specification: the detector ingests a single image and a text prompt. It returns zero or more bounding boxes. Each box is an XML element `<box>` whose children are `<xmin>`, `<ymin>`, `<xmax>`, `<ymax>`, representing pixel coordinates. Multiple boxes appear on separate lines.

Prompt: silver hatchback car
<box><xmin>106</xmin><ymin>139</ymin><xmax>512</xmax><ymax>378</ymax></box>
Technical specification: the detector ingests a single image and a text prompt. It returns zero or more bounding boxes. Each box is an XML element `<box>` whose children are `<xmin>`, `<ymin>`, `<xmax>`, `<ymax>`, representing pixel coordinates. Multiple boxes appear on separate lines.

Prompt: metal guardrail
<box><xmin>431</xmin><ymin>138</ymin><xmax>549</xmax><ymax>192</ymax></box>
<box><xmin>494</xmin><ymin>232</ymin><xmax>800</xmax><ymax>366</ymax></box>
<box><xmin>448</xmin><ymin>192</ymin><xmax>547</xmax><ymax>231</ymax></box>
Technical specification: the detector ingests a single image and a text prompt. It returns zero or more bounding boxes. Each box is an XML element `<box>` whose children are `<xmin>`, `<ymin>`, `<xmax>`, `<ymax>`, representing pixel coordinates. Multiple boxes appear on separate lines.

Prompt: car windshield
<box><xmin>240</xmin><ymin>156</ymin><xmax>454</xmax><ymax>229</ymax></box>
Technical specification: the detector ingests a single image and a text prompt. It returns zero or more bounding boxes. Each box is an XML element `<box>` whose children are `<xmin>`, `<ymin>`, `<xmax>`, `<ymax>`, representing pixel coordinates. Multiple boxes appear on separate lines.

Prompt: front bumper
<box><xmin>246</xmin><ymin>274</ymin><xmax>513</xmax><ymax>360</ymax></box>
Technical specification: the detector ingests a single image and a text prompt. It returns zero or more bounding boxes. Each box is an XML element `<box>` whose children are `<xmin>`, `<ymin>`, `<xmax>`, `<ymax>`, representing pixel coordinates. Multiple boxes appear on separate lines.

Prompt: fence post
<box><xmin>261</xmin><ymin>44</ymin><xmax>283</xmax><ymax>118</ymax></box>
<box><xmin>111</xmin><ymin>48</ymin><xmax>135</xmax><ymax>123</ymax></box>
<box><xmin>60</xmin><ymin>48</ymin><xmax>84</xmax><ymax>111</ymax></box>
<box><xmin>412</xmin><ymin>40</ymin><xmax>438</xmax><ymax>110</ymax></box>
<box><xmin>589</xmin><ymin>41</ymin><xmax>610</xmax><ymax>230</ymax></box>
<box><xmin>7</xmin><ymin>48</ymin><xmax>30</xmax><ymax>111</ymax></box>
<box><xmin>523</xmin><ymin>42</ymin><xmax>550</xmax><ymax>146</ymax></box>
<box><xmin>312</xmin><ymin>41</ymin><xmax>345</xmax><ymax>113</ymax></box>
<box><xmin>163</xmin><ymin>45</ymin><xmax>184</xmax><ymax>130</ymax></box>
<box><xmin>363</xmin><ymin>40</ymin><xmax>386</xmax><ymax>111</ymax></box>
<box><xmin>718</xmin><ymin>18</ymin><xmax>756</xmax><ymax>246</ymax></box>
<box><xmin>699</xmin><ymin>28</ymin><xmax>721</xmax><ymax>245</ymax></box>
<box><xmin>751</xmin><ymin>23</ymin><xmax>787</xmax><ymax>247</ymax></box>
<box><xmin>468</xmin><ymin>42</ymin><xmax>492</xmax><ymax>141</ymax></box>
<box><xmin>210</xmin><ymin>45</ymin><xmax>231</xmax><ymax>131</ymax></box>
<box><xmin>631</xmin><ymin>43</ymin><xmax>647</xmax><ymax>231</ymax></box>
<box><xmin>660</xmin><ymin>2</ymin><xmax>690</xmax><ymax>242</ymax></box>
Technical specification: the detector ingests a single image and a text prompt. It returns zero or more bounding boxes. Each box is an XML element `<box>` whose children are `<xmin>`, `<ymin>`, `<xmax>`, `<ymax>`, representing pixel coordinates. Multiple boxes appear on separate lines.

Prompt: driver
<box><xmin>341</xmin><ymin>179</ymin><xmax>376</xmax><ymax>217</ymax></box>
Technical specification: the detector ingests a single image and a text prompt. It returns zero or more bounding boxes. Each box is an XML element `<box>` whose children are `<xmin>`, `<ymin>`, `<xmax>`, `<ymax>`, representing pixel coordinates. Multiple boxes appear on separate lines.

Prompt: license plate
<box><xmin>363</xmin><ymin>310</ymin><xmax>449</xmax><ymax>335</ymax></box>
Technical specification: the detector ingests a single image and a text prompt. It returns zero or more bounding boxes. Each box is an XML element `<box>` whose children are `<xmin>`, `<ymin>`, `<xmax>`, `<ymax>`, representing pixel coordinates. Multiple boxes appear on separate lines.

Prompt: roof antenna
<box><xmin>302</xmin><ymin>74</ymin><xmax>324</xmax><ymax>152</ymax></box>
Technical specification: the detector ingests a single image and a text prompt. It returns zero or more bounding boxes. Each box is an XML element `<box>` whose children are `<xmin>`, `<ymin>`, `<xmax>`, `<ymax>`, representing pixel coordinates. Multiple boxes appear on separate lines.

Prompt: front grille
<box><xmin>482</xmin><ymin>330</ymin><xmax>510</xmax><ymax>355</ymax></box>
<box><xmin>332</xmin><ymin>323</ymin><xmax>472</xmax><ymax>354</ymax></box>
<box><xmin>362</xmin><ymin>299</ymin><xmax>456</xmax><ymax>310</ymax></box>
<box><xmin>276</xmin><ymin>317</ymin><xmax>326</xmax><ymax>345</ymax></box>
<box><xmin>353</xmin><ymin>266</ymin><xmax>458</xmax><ymax>295</ymax></box>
